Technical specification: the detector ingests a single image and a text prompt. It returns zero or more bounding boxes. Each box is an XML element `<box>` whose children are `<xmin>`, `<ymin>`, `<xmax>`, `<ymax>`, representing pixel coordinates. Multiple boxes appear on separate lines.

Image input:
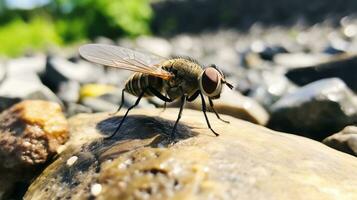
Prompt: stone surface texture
<box><xmin>0</xmin><ymin>100</ymin><xmax>69</xmax><ymax>199</ymax></box>
<box><xmin>323</xmin><ymin>126</ymin><xmax>357</xmax><ymax>156</ymax></box>
<box><xmin>25</xmin><ymin>109</ymin><xmax>357</xmax><ymax>200</ymax></box>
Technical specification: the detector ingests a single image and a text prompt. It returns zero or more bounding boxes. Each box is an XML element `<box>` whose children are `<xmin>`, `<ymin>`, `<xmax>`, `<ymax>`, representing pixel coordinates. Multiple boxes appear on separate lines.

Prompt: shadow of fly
<box><xmin>79</xmin><ymin>44</ymin><xmax>233</xmax><ymax>142</ymax></box>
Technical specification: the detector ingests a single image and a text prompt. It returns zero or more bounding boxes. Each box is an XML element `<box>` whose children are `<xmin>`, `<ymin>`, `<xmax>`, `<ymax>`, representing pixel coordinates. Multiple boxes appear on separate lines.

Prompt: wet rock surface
<box><xmin>25</xmin><ymin>109</ymin><xmax>357</xmax><ymax>200</ymax></box>
<box><xmin>0</xmin><ymin>100</ymin><xmax>69</xmax><ymax>199</ymax></box>
<box><xmin>268</xmin><ymin>78</ymin><xmax>357</xmax><ymax>140</ymax></box>
<box><xmin>323</xmin><ymin>126</ymin><xmax>357</xmax><ymax>156</ymax></box>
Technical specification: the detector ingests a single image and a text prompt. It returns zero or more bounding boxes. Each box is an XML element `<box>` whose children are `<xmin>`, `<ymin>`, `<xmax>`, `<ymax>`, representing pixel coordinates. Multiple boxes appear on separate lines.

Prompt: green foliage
<box><xmin>0</xmin><ymin>0</ymin><xmax>153</xmax><ymax>56</ymax></box>
<box><xmin>51</xmin><ymin>0</ymin><xmax>153</xmax><ymax>43</ymax></box>
<box><xmin>0</xmin><ymin>17</ymin><xmax>62</xmax><ymax>57</ymax></box>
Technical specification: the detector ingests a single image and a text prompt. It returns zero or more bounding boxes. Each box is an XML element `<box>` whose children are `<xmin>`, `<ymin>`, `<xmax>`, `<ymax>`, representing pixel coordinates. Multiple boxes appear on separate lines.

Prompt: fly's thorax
<box><xmin>161</xmin><ymin>58</ymin><xmax>203</xmax><ymax>99</ymax></box>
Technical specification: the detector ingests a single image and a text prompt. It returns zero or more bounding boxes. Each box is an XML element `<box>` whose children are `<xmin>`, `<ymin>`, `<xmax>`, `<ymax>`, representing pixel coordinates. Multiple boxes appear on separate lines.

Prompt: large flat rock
<box><xmin>25</xmin><ymin>109</ymin><xmax>357</xmax><ymax>200</ymax></box>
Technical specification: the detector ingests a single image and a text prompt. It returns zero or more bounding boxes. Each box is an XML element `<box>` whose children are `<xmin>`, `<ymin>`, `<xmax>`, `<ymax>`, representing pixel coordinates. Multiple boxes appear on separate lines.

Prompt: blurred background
<box><xmin>1</xmin><ymin>1</ymin><xmax>357</xmax><ymax>198</ymax></box>
<box><xmin>1</xmin><ymin>0</ymin><xmax>357</xmax><ymax>141</ymax></box>
<box><xmin>1</xmin><ymin>0</ymin><xmax>357</xmax><ymax>57</ymax></box>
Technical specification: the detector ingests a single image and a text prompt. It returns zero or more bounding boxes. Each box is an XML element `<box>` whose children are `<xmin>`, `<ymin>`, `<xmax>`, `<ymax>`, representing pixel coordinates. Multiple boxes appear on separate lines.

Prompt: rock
<box><xmin>274</xmin><ymin>53</ymin><xmax>331</xmax><ymax>68</ymax></box>
<box><xmin>268</xmin><ymin>78</ymin><xmax>357</xmax><ymax>140</ymax></box>
<box><xmin>81</xmin><ymin>92</ymin><xmax>154</xmax><ymax>113</ymax></box>
<box><xmin>240</xmin><ymin>51</ymin><xmax>264</xmax><ymax>69</ymax></box>
<box><xmin>25</xmin><ymin>109</ymin><xmax>357</xmax><ymax>200</ymax></box>
<box><xmin>323</xmin><ymin>126</ymin><xmax>357</xmax><ymax>156</ymax></box>
<box><xmin>57</xmin><ymin>81</ymin><xmax>80</xmax><ymax>103</ymax></box>
<box><xmin>0</xmin><ymin>73</ymin><xmax>62</xmax><ymax>112</ymax></box>
<box><xmin>42</xmin><ymin>56</ymin><xmax>105</xmax><ymax>91</ymax></box>
<box><xmin>65</xmin><ymin>103</ymin><xmax>92</xmax><ymax>117</ymax></box>
<box><xmin>170</xmin><ymin>34</ymin><xmax>203</xmax><ymax>59</ymax></box>
<box><xmin>324</xmin><ymin>32</ymin><xmax>349</xmax><ymax>55</ymax></box>
<box><xmin>81</xmin><ymin>96</ymin><xmax>120</xmax><ymax>113</ymax></box>
<box><xmin>94</xmin><ymin>36</ymin><xmax>116</xmax><ymax>45</ymax></box>
<box><xmin>251</xmin><ymin>43</ymin><xmax>288</xmax><ymax>61</ymax></box>
<box><xmin>0</xmin><ymin>62</ymin><xmax>5</xmax><ymax>82</ymax></box>
<box><xmin>245</xmin><ymin>69</ymin><xmax>297</xmax><ymax>108</ymax></box>
<box><xmin>79</xmin><ymin>84</ymin><xmax>118</xmax><ymax>100</ymax></box>
<box><xmin>80</xmin><ymin>83</ymin><xmax>154</xmax><ymax>112</ymax></box>
<box><xmin>136</xmin><ymin>36</ymin><xmax>172</xmax><ymax>58</ymax></box>
<box><xmin>323</xmin><ymin>45</ymin><xmax>345</xmax><ymax>55</ymax></box>
<box><xmin>0</xmin><ymin>100</ymin><xmax>69</xmax><ymax>199</ymax></box>
<box><xmin>285</xmin><ymin>53</ymin><xmax>357</xmax><ymax>92</ymax></box>
<box><xmin>0</xmin><ymin>97</ymin><xmax>21</xmax><ymax>113</ymax></box>
<box><xmin>170</xmin><ymin>90</ymin><xmax>269</xmax><ymax>125</ymax></box>
<box><xmin>5</xmin><ymin>54</ymin><xmax>46</xmax><ymax>76</ymax></box>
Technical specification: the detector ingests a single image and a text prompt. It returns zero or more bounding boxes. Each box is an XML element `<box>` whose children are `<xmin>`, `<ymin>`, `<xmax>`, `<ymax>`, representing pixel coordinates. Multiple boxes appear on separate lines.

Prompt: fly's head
<box><xmin>198</xmin><ymin>64</ymin><xmax>233</xmax><ymax>99</ymax></box>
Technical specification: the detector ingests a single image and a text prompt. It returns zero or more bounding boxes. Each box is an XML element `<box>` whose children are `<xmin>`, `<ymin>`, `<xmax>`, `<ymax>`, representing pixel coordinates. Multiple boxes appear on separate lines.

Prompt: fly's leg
<box><xmin>208</xmin><ymin>98</ymin><xmax>230</xmax><ymax>123</ymax></box>
<box><xmin>200</xmin><ymin>92</ymin><xmax>219</xmax><ymax>136</ymax></box>
<box><xmin>161</xmin><ymin>93</ymin><xmax>168</xmax><ymax>112</ymax></box>
<box><xmin>148</xmin><ymin>86</ymin><xmax>173</xmax><ymax>102</ymax></box>
<box><xmin>110</xmin><ymin>89</ymin><xmax>126</xmax><ymax>116</ymax></box>
<box><xmin>170</xmin><ymin>95</ymin><xmax>187</xmax><ymax>141</ymax></box>
<box><xmin>106</xmin><ymin>90</ymin><xmax>145</xmax><ymax>139</ymax></box>
<box><xmin>187</xmin><ymin>90</ymin><xmax>199</xmax><ymax>102</ymax></box>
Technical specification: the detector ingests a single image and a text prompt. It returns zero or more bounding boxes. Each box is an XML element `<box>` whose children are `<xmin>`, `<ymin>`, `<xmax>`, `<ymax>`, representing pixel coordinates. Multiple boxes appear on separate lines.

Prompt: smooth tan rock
<box><xmin>169</xmin><ymin>90</ymin><xmax>269</xmax><ymax>125</ymax></box>
<box><xmin>323</xmin><ymin>126</ymin><xmax>357</xmax><ymax>156</ymax></box>
<box><xmin>25</xmin><ymin>108</ymin><xmax>357</xmax><ymax>200</ymax></box>
<box><xmin>0</xmin><ymin>100</ymin><xmax>68</xmax><ymax>199</ymax></box>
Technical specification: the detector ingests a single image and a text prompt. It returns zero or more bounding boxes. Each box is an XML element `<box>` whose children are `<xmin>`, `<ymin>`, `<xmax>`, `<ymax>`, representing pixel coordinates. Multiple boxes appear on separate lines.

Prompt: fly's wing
<box><xmin>79</xmin><ymin>44</ymin><xmax>173</xmax><ymax>80</ymax></box>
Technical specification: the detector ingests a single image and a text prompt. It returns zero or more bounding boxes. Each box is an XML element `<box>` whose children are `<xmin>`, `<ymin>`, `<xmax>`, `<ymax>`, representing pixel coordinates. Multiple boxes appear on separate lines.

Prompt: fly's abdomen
<box><xmin>124</xmin><ymin>72</ymin><xmax>163</xmax><ymax>97</ymax></box>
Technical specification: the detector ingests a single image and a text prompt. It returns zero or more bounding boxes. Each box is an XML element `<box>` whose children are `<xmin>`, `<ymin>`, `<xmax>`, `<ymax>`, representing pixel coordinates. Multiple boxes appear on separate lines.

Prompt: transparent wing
<box><xmin>78</xmin><ymin>44</ymin><xmax>173</xmax><ymax>80</ymax></box>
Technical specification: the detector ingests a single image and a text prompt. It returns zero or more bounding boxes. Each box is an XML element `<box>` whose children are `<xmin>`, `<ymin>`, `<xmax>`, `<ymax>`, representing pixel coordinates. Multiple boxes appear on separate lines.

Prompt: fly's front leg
<box><xmin>200</xmin><ymin>92</ymin><xmax>219</xmax><ymax>136</ymax></box>
<box><xmin>170</xmin><ymin>94</ymin><xmax>187</xmax><ymax>141</ymax></box>
<box><xmin>187</xmin><ymin>90</ymin><xmax>199</xmax><ymax>102</ymax></box>
<box><xmin>208</xmin><ymin>98</ymin><xmax>230</xmax><ymax>124</ymax></box>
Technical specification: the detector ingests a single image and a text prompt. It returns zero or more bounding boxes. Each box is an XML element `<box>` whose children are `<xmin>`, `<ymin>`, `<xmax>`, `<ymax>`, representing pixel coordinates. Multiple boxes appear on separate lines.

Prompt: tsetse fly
<box><xmin>79</xmin><ymin>44</ymin><xmax>233</xmax><ymax>140</ymax></box>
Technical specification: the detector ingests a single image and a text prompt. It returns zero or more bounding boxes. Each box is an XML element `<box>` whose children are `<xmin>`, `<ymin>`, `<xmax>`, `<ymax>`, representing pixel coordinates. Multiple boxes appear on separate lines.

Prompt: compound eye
<box><xmin>201</xmin><ymin>68</ymin><xmax>219</xmax><ymax>95</ymax></box>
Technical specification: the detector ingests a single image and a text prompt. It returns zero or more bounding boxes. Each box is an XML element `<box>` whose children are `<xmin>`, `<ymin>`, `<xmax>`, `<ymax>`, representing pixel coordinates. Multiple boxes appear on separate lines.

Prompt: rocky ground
<box><xmin>1</xmin><ymin>17</ymin><xmax>357</xmax><ymax>199</ymax></box>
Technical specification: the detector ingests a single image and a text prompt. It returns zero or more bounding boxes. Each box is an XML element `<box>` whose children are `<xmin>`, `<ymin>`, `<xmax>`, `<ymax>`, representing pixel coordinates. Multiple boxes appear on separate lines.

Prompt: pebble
<box><xmin>43</xmin><ymin>56</ymin><xmax>105</xmax><ymax>91</ymax></box>
<box><xmin>66</xmin><ymin>156</ymin><xmax>78</xmax><ymax>167</ymax></box>
<box><xmin>90</xmin><ymin>183</ymin><xmax>102</xmax><ymax>196</ymax></box>
<box><xmin>5</xmin><ymin>54</ymin><xmax>46</xmax><ymax>76</ymax></box>
<box><xmin>268</xmin><ymin>78</ymin><xmax>357</xmax><ymax>140</ymax></box>
<box><xmin>285</xmin><ymin>53</ymin><xmax>357</xmax><ymax>93</ymax></box>
<box><xmin>136</xmin><ymin>36</ymin><xmax>172</xmax><ymax>57</ymax></box>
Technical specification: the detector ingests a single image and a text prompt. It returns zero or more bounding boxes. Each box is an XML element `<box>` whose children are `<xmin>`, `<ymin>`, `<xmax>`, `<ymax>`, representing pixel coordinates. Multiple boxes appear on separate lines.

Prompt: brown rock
<box><xmin>25</xmin><ymin>108</ymin><xmax>357</xmax><ymax>200</ymax></box>
<box><xmin>323</xmin><ymin>126</ymin><xmax>357</xmax><ymax>156</ymax></box>
<box><xmin>0</xmin><ymin>100</ymin><xmax>68</xmax><ymax>199</ymax></box>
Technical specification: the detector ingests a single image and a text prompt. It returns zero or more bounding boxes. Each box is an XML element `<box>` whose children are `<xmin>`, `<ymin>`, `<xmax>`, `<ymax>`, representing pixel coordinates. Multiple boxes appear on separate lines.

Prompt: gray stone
<box><xmin>0</xmin><ymin>62</ymin><xmax>5</xmax><ymax>83</ymax></box>
<box><xmin>0</xmin><ymin>73</ymin><xmax>62</xmax><ymax>111</ymax></box>
<box><xmin>285</xmin><ymin>53</ymin><xmax>357</xmax><ymax>93</ymax></box>
<box><xmin>245</xmin><ymin>69</ymin><xmax>297</xmax><ymax>108</ymax></box>
<box><xmin>268</xmin><ymin>78</ymin><xmax>357</xmax><ymax>140</ymax></box>
<box><xmin>65</xmin><ymin>103</ymin><xmax>92</xmax><ymax>117</ymax></box>
<box><xmin>5</xmin><ymin>54</ymin><xmax>46</xmax><ymax>76</ymax></box>
<box><xmin>323</xmin><ymin>126</ymin><xmax>357</xmax><ymax>156</ymax></box>
<box><xmin>57</xmin><ymin>81</ymin><xmax>80</xmax><ymax>103</ymax></box>
<box><xmin>43</xmin><ymin>56</ymin><xmax>105</xmax><ymax>91</ymax></box>
<box><xmin>136</xmin><ymin>36</ymin><xmax>172</xmax><ymax>58</ymax></box>
<box><xmin>81</xmin><ymin>93</ymin><xmax>154</xmax><ymax>113</ymax></box>
<box><xmin>274</xmin><ymin>53</ymin><xmax>331</xmax><ymax>68</ymax></box>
